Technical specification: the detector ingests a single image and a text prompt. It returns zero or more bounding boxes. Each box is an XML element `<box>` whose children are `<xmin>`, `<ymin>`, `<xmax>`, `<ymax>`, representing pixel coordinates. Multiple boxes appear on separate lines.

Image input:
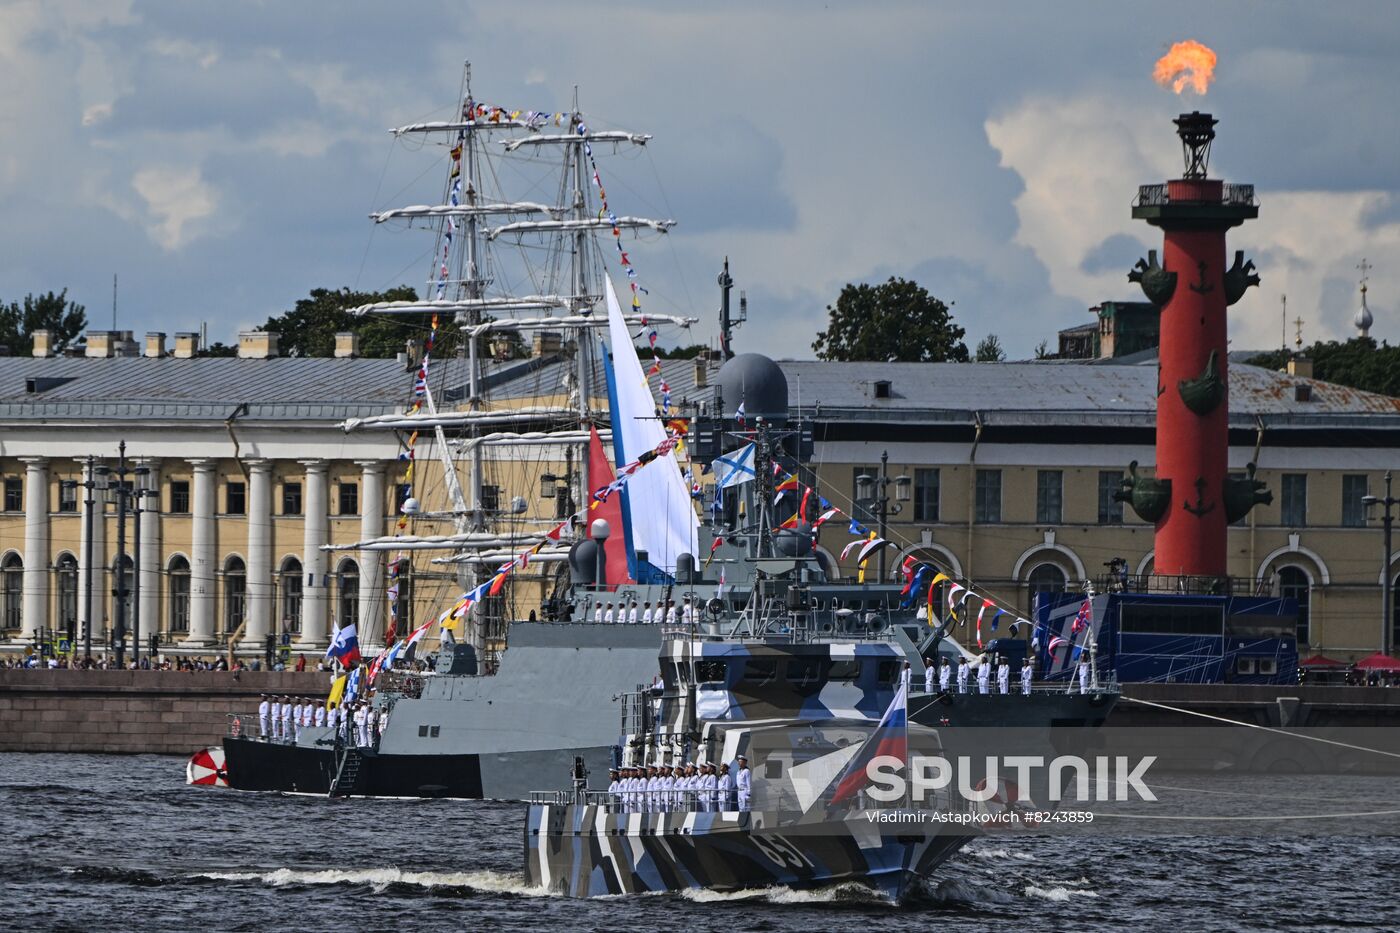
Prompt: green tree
<box><xmin>811</xmin><ymin>277</ymin><xmax>968</xmax><ymax>363</ymax></box>
<box><xmin>261</xmin><ymin>286</ymin><xmax>421</xmax><ymax>358</ymax></box>
<box><xmin>1248</xmin><ymin>338</ymin><xmax>1400</xmax><ymax>398</ymax></box>
<box><xmin>0</xmin><ymin>289</ymin><xmax>87</xmax><ymax>355</ymax></box>
<box><xmin>654</xmin><ymin>343</ymin><xmax>709</xmax><ymax>359</ymax></box>
<box><xmin>974</xmin><ymin>334</ymin><xmax>1006</xmax><ymax>362</ymax></box>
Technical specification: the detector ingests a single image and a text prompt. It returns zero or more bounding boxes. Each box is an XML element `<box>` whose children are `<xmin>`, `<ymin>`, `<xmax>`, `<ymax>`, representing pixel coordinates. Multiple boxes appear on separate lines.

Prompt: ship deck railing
<box><xmin>657</xmin><ymin>622</ymin><xmax>898</xmax><ymax>645</ymax></box>
<box><xmin>526</xmin><ymin>787</ymin><xmax>970</xmax><ymax>815</ymax></box>
<box><xmin>911</xmin><ymin>679</ymin><xmax>1121</xmax><ymax>698</ymax></box>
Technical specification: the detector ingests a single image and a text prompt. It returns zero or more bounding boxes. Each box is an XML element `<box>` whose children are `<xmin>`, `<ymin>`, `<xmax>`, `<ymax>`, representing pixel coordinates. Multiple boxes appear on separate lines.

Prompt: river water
<box><xmin>3</xmin><ymin>753</ymin><xmax>1397</xmax><ymax>932</ymax></box>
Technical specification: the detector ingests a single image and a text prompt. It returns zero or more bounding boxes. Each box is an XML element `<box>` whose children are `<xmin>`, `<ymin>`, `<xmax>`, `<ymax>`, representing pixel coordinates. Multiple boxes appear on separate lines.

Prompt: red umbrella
<box><xmin>1299</xmin><ymin>653</ymin><xmax>1346</xmax><ymax>667</ymax></box>
<box><xmin>1353</xmin><ymin>652</ymin><xmax>1400</xmax><ymax>672</ymax></box>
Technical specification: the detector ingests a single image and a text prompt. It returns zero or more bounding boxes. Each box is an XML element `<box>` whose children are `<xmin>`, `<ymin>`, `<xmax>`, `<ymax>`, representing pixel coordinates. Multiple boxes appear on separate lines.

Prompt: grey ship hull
<box><xmin>224</xmin><ymin>622</ymin><xmax>659</xmax><ymax>798</ymax></box>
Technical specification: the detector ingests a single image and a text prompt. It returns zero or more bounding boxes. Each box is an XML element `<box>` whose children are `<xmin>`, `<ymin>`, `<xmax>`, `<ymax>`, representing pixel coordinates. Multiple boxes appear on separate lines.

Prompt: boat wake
<box><xmin>189</xmin><ymin>866</ymin><xmax>553</xmax><ymax>898</ymax></box>
<box><xmin>677</xmin><ymin>881</ymin><xmax>892</xmax><ymax>906</ymax></box>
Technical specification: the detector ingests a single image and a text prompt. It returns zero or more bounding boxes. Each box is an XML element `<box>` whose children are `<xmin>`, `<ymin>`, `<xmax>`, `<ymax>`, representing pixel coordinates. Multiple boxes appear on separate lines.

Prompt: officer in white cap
<box><xmin>957</xmin><ymin>657</ymin><xmax>970</xmax><ymax>694</ymax></box>
<box><xmin>258</xmin><ymin>694</ymin><xmax>271</xmax><ymax>739</ymax></box>
<box><xmin>997</xmin><ymin>657</ymin><xmax>1011</xmax><ymax>694</ymax></box>
<box><xmin>735</xmin><ymin>755</ymin><xmax>752</xmax><ymax>811</ymax></box>
<box><xmin>1021</xmin><ymin>658</ymin><xmax>1035</xmax><ymax>696</ymax></box>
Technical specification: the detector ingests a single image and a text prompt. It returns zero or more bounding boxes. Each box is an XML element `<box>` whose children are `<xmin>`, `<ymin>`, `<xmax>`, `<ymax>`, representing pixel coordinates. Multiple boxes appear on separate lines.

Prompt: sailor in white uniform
<box><xmin>735</xmin><ymin>755</ymin><xmax>752</xmax><ymax>811</ymax></box>
<box><xmin>717</xmin><ymin>763</ymin><xmax>735</xmax><ymax>810</ymax></box>
<box><xmin>293</xmin><ymin>699</ymin><xmax>304</xmax><ymax>742</ymax></box>
<box><xmin>603</xmin><ymin>603</ymin><xmax>615</xmax><ymax>624</ymax></box>
<box><xmin>681</xmin><ymin>599</ymin><xmax>694</xmax><ymax>625</ymax></box>
<box><xmin>593</xmin><ymin>602</ymin><xmax>603</xmax><ymax>623</ymax></box>
<box><xmin>628</xmin><ymin>602</ymin><xmax>639</xmax><ymax>624</ymax></box>
<box><xmin>977</xmin><ymin>658</ymin><xmax>991</xmax><ymax>695</ymax></box>
<box><xmin>900</xmin><ymin>661</ymin><xmax>912</xmax><ymax>695</ymax></box>
<box><xmin>258</xmin><ymin>694</ymin><xmax>271</xmax><ymax>739</ymax></box>
<box><xmin>314</xmin><ymin>703</ymin><xmax>326</xmax><ymax>729</ymax></box>
<box><xmin>268</xmin><ymin>696</ymin><xmax>282</xmax><ymax>739</ymax></box>
<box><xmin>645</xmin><ymin>766</ymin><xmax>661</xmax><ymax>812</ymax></box>
<box><xmin>354</xmin><ymin>703</ymin><xmax>370</xmax><ymax>747</ymax></box>
<box><xmin>957</xmin><ymin>658</ymin><xmax>970</xmax><ymax>694</ymax></box>
<box><xmin>923</xmin><ymin>662</ymin><xmax>935</xmax><ymax>694</ymax></box>
<box><xmin>1078</xmin><ymin>657</ymin><xmax>1091</xmax><ymax>694</ymax></box>
<box><xmin>280</xmin><ymin>697</ymin><xmax>294</xmax><ymax>741</ymax></box>
<box><xmin>641</xmin><ymin>602</ymin><xmax>653</xmax><ymax>624</ymax></box>
<box><xmin>665</xmin><ymin>601</ymin><xmax>678</xmax><ymax>625</ymax></box>
<box><xmin>939</xmin><ymin>658</ymin><xmax>952</xmax><ymax>692</ymax></box>
<box><xmin>1021</xmin><ymin>660</ymin><xmax>1034</xmax><ymax>696</ymax></box>
<box><xmin>700</xmin><ymin>763</ymin><xmax>718</xmax><ymax>811</ymax></box>
<box><xmin>607</xmin><ymin>769</ymin><xmax>621</xmax><ymax>811</ymax></box>
<box><xmin>997</xmin><ymin>658</ymin><xmax>1011</xmax><ymax>694</ymax></box>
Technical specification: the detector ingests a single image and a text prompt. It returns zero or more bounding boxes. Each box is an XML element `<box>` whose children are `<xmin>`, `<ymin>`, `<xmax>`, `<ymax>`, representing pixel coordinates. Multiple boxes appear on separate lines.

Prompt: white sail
<box><xmin>603</xmin><ymin>275</ymin><xmax>699</xmax><ymax>572</ymax></box>
<box><xmin>370</xmin><ymin>203</ymin><xmax>553</xmax><ymax>223</ymax></box>
<box><xmin>502</xmin><ymin>131</ymin><xmax>651</xmax><ymax>151</ymax></box>
<box><xmin>488</xmin><ymin>217</ymin><xmax>674</xmax><ymax>239</ymax></box>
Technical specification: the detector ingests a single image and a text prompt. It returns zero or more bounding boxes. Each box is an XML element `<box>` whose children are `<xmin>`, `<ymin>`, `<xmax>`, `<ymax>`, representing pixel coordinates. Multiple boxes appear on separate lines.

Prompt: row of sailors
<box><xmin>917</xmin><ymin>656</ymin><xmax>1094</xmax><ymax>695</ymax></box>
<box><xmin>605</xmin><ymin>755</ymin><xmax>753</xmax><ymax>812</ymax></box>
<box><xmin>591</xmin><ymin>599</ymin><xmax>700</xmax><ymax>625</ymax></box>
<box><xmin>256</xmin><ymin>694</ymin><xmax>387</xmax><ymax>747</ymax></box>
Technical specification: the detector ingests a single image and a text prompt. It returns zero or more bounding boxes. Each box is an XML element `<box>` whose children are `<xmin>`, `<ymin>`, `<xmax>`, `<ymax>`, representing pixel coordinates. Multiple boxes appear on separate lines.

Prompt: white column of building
<box><xmin>185</xmin><ymin>459</ymin><xmax>217</xmax><ymax>646</ymax></box>
<box><xmin>243</xmin><ymin>459</ymin><xmax>273</xmax><ymax>648</ymax></box>
<box><xmin>136</xmin><ymin>459</ymin><xmax>162</xmax><ymax>644</ymax></box>
<box><xmin>20</xmin><ymin>457</ymin><xmax>49</xmax><ymax>637</ymax></box>
<box><xmin>75</xmin><ymin>458</ymin><xmax>106</xmax><ymax>644</ymax></box>
<box><xmin>356</xmin><ymin>461</ymin><xmax>387</xmax><ymax>647</ymax></box>
<box><xmin>297</xmin><ymin>460</ymin><xmax>329</xmax><ymax>648</ymax></box>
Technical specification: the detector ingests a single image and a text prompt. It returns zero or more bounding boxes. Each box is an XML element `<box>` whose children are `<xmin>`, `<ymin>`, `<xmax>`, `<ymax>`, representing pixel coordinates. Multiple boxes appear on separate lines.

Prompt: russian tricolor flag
<box><xmin>829</xmin><ymin>682</ymin><xmax>908</xmax><ymax>806</ymax></box>
<box><xmin>325</xmin><ymin>623</ymin><xmax>361</xmax><ymax>669</ymax></box>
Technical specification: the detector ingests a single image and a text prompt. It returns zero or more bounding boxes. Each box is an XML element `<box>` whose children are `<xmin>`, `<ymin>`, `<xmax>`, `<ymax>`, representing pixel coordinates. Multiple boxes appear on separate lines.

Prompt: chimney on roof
<box><xmin>173</xmin><ymin>332</ymin><xmax>199</xmax><ymax>359</ymax></box>
<box><xmin>532</xmin><ymin>330</ymin><xmax>562</xmax><ymax>358</ymax></box>
<box><xmin>145</xmin><ymin>332</ymin><xmax>166</xmax><ymax>359</ymax></box>
<box><xmin>693</xmin><ymin>356</ymin><xmax>708</xmax><ymax>388</ymax></box>
<box><xmin>85</xmin><ymin>331</ymin><xmax>115</xmax><ymax>358</ymax></box>
<box><xmin>238</xmin><ymin>330</ymin><xmax>279</xmax><ymax>359</ymax></box>
<box><xmin>334</xmin><ymin>332</ymin><xmax>359</xmax><ymax>359</ymax></box>
<box><xmin>32</xmin><ymin>330</ymin><xmax>53</xmax><ymax>358</ymax></box>
<box><xmin>1287</xmin><ymin>355</ymin><xmax>1313</xmax><ymax>379</ymax></box>
<box><xmin>113</xmin><ymin>331</ymin><xmax>138</xmax><ymax>357</ymax></box>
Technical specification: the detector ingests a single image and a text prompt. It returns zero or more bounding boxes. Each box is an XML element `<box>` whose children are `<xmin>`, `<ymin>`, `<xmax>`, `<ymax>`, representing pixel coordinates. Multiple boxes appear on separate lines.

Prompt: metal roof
<box><xmin>2</xmin><ymin>353</ymin><xmax>1396</xmax><ymax>427</ymax></box>
<box><xmin>0</xmin><ymin>356</ymin><xmax>411</xmax><ymax>422</ymax></box>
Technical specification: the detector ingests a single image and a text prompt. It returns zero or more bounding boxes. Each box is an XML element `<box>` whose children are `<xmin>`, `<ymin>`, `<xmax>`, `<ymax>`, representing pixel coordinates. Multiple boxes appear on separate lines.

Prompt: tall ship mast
<box><xmin>337</xmin><ymin>63</ymin><xmax>696</xmax><ymax>662</ymax></box>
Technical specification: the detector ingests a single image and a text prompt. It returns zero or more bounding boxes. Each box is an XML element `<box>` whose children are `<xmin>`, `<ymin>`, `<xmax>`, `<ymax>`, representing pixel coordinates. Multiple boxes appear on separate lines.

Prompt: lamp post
<box><xmin>1362</xmin><ymin>470</ymin><xmax>1397</xmax><ymax>656</ymax></box>
<box><xmin>60</xmin><ymin>456</ymin><xmax>98</xmax><ymax>663</ymax></box>
<box><xmin>97</xmin><ymin>442</ymin><xmax>149</xmax><ymax>669</ymax></box>
<box><xmin>130</xmin><ymin>466</ymin><xmax>153</xmax><ymax>667</ymax></box>
<box><xmin>855</xmin><ymin>450</ymin><xmax>911</xmax><ymax>580</ymax></box>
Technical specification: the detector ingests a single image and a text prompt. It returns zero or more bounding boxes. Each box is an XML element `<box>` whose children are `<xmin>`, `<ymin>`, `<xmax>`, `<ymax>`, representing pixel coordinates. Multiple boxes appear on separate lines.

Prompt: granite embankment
<box><xmin>0</xmin><ymin>670</ymin><xmax>329</xmax><ymax>753</ymax></box>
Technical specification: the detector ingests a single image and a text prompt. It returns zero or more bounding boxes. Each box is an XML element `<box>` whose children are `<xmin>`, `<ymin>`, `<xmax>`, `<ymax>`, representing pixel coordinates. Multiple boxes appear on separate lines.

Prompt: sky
<box><xmin>2</xmin><ymin>0</ymin><xmax>1398</xmax><ymax>361</ymax></box>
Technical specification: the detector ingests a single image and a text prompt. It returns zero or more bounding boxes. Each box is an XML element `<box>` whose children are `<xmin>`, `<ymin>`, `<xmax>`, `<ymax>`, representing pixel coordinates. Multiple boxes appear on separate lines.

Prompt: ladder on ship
<box><xmin>329</xmin><ymin>746</ymin><xmax>363</xmax><ymax>798</ymax></box>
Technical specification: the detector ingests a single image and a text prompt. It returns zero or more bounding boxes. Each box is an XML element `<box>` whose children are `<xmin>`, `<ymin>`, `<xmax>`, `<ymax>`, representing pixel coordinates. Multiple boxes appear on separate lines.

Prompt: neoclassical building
<box><xmin>3</xmin><ymin>330</ymin><xmax>1399</xmax><ymax>661</ymax></box>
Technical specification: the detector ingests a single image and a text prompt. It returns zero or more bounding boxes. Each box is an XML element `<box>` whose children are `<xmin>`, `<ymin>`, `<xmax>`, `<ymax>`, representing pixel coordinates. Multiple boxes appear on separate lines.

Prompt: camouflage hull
<box><xmin>525</xmin><ymin>803</ymin><xmax>971</xmax><ymax>900</ymax></box>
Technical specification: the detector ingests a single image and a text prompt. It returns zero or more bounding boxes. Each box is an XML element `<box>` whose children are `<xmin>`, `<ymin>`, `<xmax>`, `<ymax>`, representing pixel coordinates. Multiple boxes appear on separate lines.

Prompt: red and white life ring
<box><xmin>186</xmin><ymin>746</ymin><xmax>229</xmax><ymax>787</ymax></box>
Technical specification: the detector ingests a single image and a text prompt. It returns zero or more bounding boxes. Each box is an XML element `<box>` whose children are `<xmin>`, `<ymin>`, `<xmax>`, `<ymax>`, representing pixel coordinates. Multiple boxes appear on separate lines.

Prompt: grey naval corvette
<box><xmin>525</xmin><ymin>612</ymin><xmax>975</xmax><ymax>899</ymax></box>
<box><xmin>208</xmin><ymin>65</ymin><xmax>1115</xmax><ymax>802</ymax></box>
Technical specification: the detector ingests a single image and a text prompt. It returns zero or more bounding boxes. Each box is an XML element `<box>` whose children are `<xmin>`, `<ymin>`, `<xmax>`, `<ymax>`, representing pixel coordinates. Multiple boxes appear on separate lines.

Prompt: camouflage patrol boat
<box><xmin>525</xmin><ymin>612</ymin><xmax>977</xmax><ymax>900</ymax></box>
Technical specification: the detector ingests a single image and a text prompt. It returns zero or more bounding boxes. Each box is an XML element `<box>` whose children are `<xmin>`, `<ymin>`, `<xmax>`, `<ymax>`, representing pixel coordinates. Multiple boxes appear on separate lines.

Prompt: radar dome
<box><xmin>716</xmin><ymin>353</ymin><xmax>788</xmax><ymax>423</ymax></box>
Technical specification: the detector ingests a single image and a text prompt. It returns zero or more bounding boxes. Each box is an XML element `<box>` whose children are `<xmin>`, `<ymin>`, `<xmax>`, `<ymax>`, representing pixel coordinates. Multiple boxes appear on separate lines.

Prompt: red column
<box><xmin>1155</xmin><ymin>218</ymin><xmax>1228</xmax><ymax>576</ymax></box>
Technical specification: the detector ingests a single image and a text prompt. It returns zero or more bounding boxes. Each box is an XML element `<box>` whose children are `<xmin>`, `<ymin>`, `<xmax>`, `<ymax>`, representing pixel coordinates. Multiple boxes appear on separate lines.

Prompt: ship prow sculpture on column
<box><xmin>1116</xmin><ymin>112</ymin><xmax>1268</xmax><ymax>584</ymax></box>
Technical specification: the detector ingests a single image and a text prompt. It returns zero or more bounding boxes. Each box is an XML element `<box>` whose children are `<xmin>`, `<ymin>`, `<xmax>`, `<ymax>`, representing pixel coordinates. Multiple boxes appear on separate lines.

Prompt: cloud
<box><xmin>132</xmin><ymin>166</ymin><xmax>219</xmax><ymax>250</ymax></box>
<box><xmin>1080</xmin><ymin>233</ymin><xmax>1149</xmax><ymax>277</ymax></box>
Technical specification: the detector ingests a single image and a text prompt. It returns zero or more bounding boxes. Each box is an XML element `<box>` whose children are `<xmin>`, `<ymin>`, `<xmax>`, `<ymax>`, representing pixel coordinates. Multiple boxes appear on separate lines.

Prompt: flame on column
<box><xmin>1153</xmin><ymin>40</ymin><xmax>1217</xmax><ymax>95</ymax></box>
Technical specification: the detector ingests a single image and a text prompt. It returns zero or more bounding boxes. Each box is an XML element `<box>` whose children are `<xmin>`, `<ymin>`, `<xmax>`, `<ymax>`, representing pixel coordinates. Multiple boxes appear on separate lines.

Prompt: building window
<box><xmin>1098</xmin><ymin>471</ymin><xmax>1124</xmax><ymax>525</ymax></box>
<box><xmin>2</xmin><ymin>553</ymin><xmax>22</xmax><ymax>629</ymax></box>
<box><xmin>222</xmin><ymin>557</ymin><xmax>246</xmax><ymax>637</ymax></box>
<box><xmin>338</xmin><ymin>482</ymin><xmax>359</xmax><ymax>516</ymax></box>
<box><xmin>279</xmin><ymin>557</ymin><xmax>303</xmax><ymax>634</ymax></box>
<box><xmin>1342</xmin><ymin>474</ymin><xmax>1369</xmax><ymax>528</ymax></box>
<box><xmin>1277</xmin><ymin>565</ymin><xmax>1310</xmax><ymax>646</ymax></box>
<box><xmin>1281</xmin><ymin>474</ymin><xmax>1307</xmax><ymax>527</ymax></box>
<box><xmin>226</xmin><ymin>482</ymin><xmax>246</xmax><ymax>515</ymax></box>
<box><xmin>336</xmin><ymin>560</ymin><xmax>359</xmax><ymax>628</ymax></box>
<box><xmin>56</xmin><ymin>553</ymin><xmax>78</xmax><ymax>636</ymax></box>
<box><xmin>3</xmin><ymin>478</ymin><xmax>21</xmax><ymax>512</ymax></box>
<box><xmin>59</xmin><ymin>482</ymin><xmax>77</xmax><ymax>513</ymax></box>
<box><xmin>1027</xmin><ymin>562</ymin><xmax>1067</xmax><ymax>615</ymax></box>
<box><xmin>914</xmin><ymin>469</ymin><xmax>940</xmax><ymax>522</ymax></box>
<box><xmin>282</xmin><ymin>482</ymin><xmax>303</xmax><ymax>516</ymax></box>
<box><xmin>168</xmin><ymin>556</ymin><xmax>191</xmax><ymax>633</ymax></box>
<box><xmin>1036</xmin><ymin>470</ymin><xmax>1063</xmax><ymax>525</ymax></box>
<box><xmin>170</xmin><ymin>480</ymin><xmax>191</xmax><ymax>514</ymax></box>
<box><xmin>975</xmin><ymin>469</ymin><xmax>1002</xmax><ymax>523</ymax></box>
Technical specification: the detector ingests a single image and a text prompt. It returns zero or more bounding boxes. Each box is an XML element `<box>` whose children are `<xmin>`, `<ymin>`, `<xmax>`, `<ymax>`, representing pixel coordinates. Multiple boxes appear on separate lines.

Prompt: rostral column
<box><xmin>1120</xmin><ymin>112</ymin><xmax>1269</xmax><ymax>578</ymax></box>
